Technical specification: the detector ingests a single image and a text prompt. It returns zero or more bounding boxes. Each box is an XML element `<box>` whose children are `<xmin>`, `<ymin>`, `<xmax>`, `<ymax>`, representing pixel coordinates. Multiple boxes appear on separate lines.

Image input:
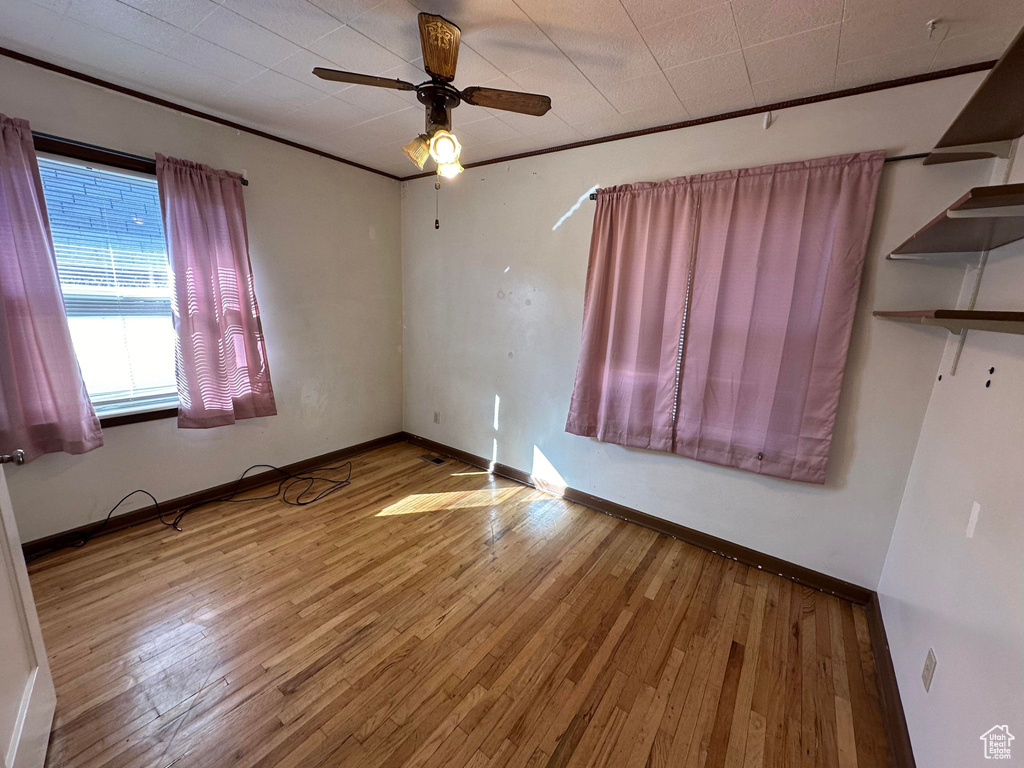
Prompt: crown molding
<box><xmin>0</xmin><ymin>46</ymin><xmax>401</xmax><ymax>181</ymax></box>
<box><xmin>0</xmin><ymin>46</ymin><xmax>995</xmax><ymax>185</ymax></box>
<box><xmin>399</xmin><ymin>60</ymin><xmax>997</xmax><ymax>181</ymax></box>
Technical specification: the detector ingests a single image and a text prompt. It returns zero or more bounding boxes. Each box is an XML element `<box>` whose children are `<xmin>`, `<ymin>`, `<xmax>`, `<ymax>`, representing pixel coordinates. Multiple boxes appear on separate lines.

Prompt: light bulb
<box><xmin>437</xmin><ymin>159</ymin><xmax>464</xmax><ymax>179</ymax></box>
<box><xmin>433</xmin><ymin>136</ymin><xmax>457</xmax><ymax>163</ymax></box>
<box><xmin>429</xmin><ymin>130</ymin><xmax>461</xmax><ymax>165</ymax></box>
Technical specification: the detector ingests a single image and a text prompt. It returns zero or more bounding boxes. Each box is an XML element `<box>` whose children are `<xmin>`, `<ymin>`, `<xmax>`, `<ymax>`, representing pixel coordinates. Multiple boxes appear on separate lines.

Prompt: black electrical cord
<box><xmin>27</xmin><ymin>459</ymin><xmax>354</xmax><ymax>562</ymax></box>
<box><xmin>66</xmin><ymin>489</ymin><xmax>179</xmax><ymax>550</ymax></box>
<box><xmin>168</xmin><ymin>460</ymin><xmax>354</xmax><ymax>529</ymax></box>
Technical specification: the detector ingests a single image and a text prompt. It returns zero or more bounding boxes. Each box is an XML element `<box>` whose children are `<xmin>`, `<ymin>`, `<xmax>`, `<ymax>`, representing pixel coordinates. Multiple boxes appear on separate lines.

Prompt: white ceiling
<box><xmin>1</xmin><ymin>0</ymin><xmax>1021</xmax><ymax>178</ymax></box>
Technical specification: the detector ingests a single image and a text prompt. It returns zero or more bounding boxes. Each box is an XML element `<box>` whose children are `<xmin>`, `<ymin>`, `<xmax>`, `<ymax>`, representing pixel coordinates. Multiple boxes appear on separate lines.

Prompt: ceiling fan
<box><xmin>313</xmin><ymin>13</ymin><xmax>552</xmax><ymax>178</ymax></box>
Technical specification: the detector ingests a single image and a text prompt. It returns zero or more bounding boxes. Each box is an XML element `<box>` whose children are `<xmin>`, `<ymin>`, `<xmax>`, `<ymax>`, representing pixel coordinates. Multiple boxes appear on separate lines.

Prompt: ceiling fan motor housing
<box><xmin>418</xmin><ymin>83</ymin><xmax>460</xmax><ymax>134</ymax></box>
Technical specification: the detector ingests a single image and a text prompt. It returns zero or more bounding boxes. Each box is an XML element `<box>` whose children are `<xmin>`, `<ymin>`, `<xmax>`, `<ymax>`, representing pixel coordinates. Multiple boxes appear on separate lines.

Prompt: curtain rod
<box><xmin>587</xmin><ymin>152</ymin><xmax>930</xmax><ymax>199</ymax></box>
<box><xmin>31</xmin><ymin>131</ymin><xmax>250</xmax><ymax>186</ymax></box>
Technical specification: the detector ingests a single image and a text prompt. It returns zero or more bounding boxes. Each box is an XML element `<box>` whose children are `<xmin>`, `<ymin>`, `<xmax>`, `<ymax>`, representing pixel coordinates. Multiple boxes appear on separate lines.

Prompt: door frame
<box><xmin>0</xmin><ymin>466</ymin><xmax>55</xmax><ymax>768</ymax></box>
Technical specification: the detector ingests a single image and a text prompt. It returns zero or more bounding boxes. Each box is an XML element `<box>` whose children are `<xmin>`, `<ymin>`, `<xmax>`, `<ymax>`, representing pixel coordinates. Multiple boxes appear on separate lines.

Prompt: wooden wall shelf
<box><xmin>924</xmin><ymin>25</ymin><xmax>1024</xmax><ymax>165</ymax></box>
<box><xmin>888</xmin><ymin>183</ymin><xmax>1024</xmax><ymax>258</ymax></box>
<box><xmin>873</xmin><ymin>309</ymin><xmax>1024</xmax><ymax>335</ymax></box>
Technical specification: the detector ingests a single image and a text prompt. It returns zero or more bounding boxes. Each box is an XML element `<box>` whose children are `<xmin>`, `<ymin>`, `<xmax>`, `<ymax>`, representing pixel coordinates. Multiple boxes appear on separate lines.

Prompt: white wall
<box><xmin>1</xmin><ymin>53</ymin><xmax>1009</xmax><ymax>600</ymax></box>
<box><xmin>401</xmin><ymin>73</ymin><xmax>995</xmax><ymax>589</ymax></box>
<box><xmin>0</xmin><ymin>58</ymin><xmax>404</xmax><ymax>543</ymax></box>
<box><xmin>877</xmin><ymin>148</ymin><xmax>1024</xmax><ymax>767</ymax></box>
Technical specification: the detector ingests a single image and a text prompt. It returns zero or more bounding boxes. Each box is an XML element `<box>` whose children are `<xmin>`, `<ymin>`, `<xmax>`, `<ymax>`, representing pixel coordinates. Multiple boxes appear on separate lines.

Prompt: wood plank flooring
<box><xmin>27</xmin><ymin>441</ymin><xmax>893</xmax><ymax>768</ymax></box>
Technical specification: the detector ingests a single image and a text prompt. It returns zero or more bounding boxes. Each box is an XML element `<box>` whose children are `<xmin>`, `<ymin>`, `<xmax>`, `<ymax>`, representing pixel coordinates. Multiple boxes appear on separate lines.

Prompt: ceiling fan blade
<box><xmin>312</xmin><ymin>68</ymin><xmax>417</xmax><ymax>91</ymax></box>
<box><xmin>418</xmin><ymin>13</ymin><xmax>461</xmax><ymax>81</ymax></box>
<box><xmin>460</xmin><ymin>86</ymin><xmax>552</xmax><ymax>116</ymax></box>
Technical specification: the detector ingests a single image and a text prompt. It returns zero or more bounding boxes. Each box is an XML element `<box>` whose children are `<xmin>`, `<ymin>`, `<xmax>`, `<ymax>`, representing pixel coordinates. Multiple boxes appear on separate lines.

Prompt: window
<box><xmin>38</xmin><ymin>157</ymin><xmax>178</xmax><ymax>418</ymax></box>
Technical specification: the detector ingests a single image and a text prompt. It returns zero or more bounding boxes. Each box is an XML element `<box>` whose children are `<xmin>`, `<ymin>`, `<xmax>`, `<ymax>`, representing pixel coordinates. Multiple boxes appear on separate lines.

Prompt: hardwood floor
<box><xmin>28</xmin><ymin>441</ymin><xmax>892</xmax><ymax>768</ymax></box>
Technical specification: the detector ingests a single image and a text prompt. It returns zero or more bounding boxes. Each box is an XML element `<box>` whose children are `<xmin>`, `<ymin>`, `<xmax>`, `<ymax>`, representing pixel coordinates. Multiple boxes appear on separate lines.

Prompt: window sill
<box><xmin>99</xmin><ymin>407</ymin><xmax>178</xmax><ymax>429</ymax></box>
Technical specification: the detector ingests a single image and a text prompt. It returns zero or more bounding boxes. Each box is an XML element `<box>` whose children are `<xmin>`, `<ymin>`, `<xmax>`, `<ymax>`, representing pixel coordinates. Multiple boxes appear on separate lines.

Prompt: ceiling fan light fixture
<box><xmin>402</xmin><ymin>134</ymin><xmax>430</xmax><ymax>169</ymax></box>
<box><xmin>311</xmin><ymin>12</ymin><xmax>552</xmax><ymax>173</ymax></box>
<box><xmin>428</xmin><ymin>129</ymin><xmax>461</xmax><ymax>165</ymax></box>
<box><xmin>437</xmin><ymin>159</ymin><xmax>464</xmax><ymax>179</ymax></box>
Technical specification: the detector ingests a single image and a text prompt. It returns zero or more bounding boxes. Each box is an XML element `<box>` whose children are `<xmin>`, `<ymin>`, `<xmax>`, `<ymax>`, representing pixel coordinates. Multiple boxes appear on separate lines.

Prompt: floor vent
<box><xmin>420</xmin><ymin>454</ymin><xmax>446</xmax><ymax>465</ymax></box>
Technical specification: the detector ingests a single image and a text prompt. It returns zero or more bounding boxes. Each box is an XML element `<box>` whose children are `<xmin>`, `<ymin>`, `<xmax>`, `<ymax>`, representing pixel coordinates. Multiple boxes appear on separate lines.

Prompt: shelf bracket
<box><xmin>938</xmin><ymin>142</ymin><xmax>1018</xmax><ymax>376</ymax></box>
<box><xmin>946</xmin><ymin>205</ymin><xmax>1024</xmax><ymax>219</ymax></box>
<box><xmin>937</xmin><ymin>256</ymin><xmax>983</xmax><ymax>376</ymax></box>
<box><xmin>887</xmin><ymin>251</ymin><xmax>962</xmax><ymax>261</ymax></box>
<box><xmin>930</xmin><ymin>140</ymin><xmax>1014</xmax><ymax>160</ymax></box>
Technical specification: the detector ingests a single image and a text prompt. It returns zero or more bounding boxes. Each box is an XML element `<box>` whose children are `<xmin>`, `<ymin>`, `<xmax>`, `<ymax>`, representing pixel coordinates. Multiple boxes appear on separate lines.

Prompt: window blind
<box><xmin>38</xmin><ymin>157</ymin><xmax>178</xmax><ymax>416</ymax></box>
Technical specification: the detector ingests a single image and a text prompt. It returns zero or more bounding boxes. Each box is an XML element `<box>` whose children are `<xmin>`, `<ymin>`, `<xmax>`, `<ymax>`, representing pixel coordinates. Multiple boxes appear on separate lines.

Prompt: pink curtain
<box><xmin>0</xmin><ymin>115</ymin><xmax>102</xmax><ymax>461</ymax></box>
<box><xmin>564</xmin><ymin>182</ymin><xmax>698</xmax><ymax>452</ymax></box>
<box><xmin>566</xmin><ymin>152</ymin><xmax>884</xmax><ymax>484</ymax></box>
<box><xmin>156</xmin><ymin>154</ymin><xmax>276</xmax><ymax>429</ymax></box>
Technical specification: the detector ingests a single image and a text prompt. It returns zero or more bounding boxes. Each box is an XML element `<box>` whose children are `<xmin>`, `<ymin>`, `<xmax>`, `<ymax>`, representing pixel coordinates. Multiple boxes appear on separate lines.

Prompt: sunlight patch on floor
<box><xmin>377</xmin><ymin>487</ymin><xmax>520</xmax><ymax>516</ymax></box>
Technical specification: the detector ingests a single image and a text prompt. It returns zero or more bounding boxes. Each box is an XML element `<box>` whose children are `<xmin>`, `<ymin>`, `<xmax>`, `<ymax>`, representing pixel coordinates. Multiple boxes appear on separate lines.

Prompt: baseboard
<box><xmin>865</xmin><ymin>594</ymin><xmax>917</xmax><ymax>768</ymax></box>
<box><xmin>21</xmin><ymin>432</ymin><xmax>405</xmax><ymax>560</ymax></box>
<box><xmin>403</xmin><ymin>431</ymin><xmax>921</xmax><ymax>766</ymax></box>
<box><xmin>22</xmin><ymin>429</ymin><xmax>914</xmax><ymax>767</ymax></box>
<box><xmin>404</xmin><ymin>431</ymin><xmax>915</xmax><ymax>767</ymax></box>
<box><xmin>402</xmin><ymin>431</ymin><xmax>872</xmax><ymax>604</ymax></box>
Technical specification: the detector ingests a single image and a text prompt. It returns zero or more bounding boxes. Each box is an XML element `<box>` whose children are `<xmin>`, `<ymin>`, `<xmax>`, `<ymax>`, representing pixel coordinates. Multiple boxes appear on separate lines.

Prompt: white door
<box><xmin>0</xmin><ymin>456</ymin><xmax>55</xmax><ymax>768</ymax></box>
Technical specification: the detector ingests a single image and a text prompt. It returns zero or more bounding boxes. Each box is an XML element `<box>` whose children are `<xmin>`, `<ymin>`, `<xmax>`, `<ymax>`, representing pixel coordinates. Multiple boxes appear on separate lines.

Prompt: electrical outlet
<box><xmin>922</xmin><ymin>648</ymin><xmax>937</xmax><ymax>692</ymax></box>
<box><xmin>433</xmin><ymin>410</ymin><xmax>441</xmax><ymax>424</ymax></box>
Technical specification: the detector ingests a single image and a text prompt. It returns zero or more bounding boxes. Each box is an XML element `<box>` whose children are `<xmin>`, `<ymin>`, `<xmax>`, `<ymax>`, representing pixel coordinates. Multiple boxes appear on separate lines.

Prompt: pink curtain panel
<box><xmin>156</xmin><ymin>154</ymin><xmax>276</xmax><ymax>429</ymax></box>
<box><xmin>567</xmin><ymin>152</ymin><xmax>885</xmax><ymax>484</ymax></box>
<box><xmin>0</xmin><ymin>115</ymin><xmax>102</xmax><ymax>461</ymax></box>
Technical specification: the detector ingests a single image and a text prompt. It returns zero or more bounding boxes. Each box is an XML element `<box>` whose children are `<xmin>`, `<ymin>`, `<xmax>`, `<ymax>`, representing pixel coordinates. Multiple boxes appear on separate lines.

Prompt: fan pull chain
<box><xmin>434</xmin><ymin>179</ymin><xmax>440</xmax><ymax>229</ymax></box>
